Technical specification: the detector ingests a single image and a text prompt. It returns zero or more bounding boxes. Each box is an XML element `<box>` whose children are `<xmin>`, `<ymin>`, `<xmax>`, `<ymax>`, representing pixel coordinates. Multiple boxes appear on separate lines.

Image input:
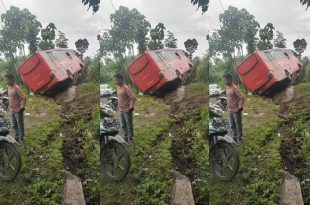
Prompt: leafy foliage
<box><xmin>191</xmin><ymin>0</ymin><xmax>209</xmax><ymax>13</ymax></box>
<box><xmin>86</xmin><ymin>57</ymin><xmax>101</xmax><ymax>82</ymax></box>
<box><xmin>55</xmin><ymin>31</ymin><xmax>68</xmax><ymax>48</ymax></box>
<box><xmin>75</xmin><ymin>38</ymin><xmax>89</xmax><ymax>59</ymax></box>
<box><xmin>184</xmin><ymin>38</ymin><xmax>198</xmax><ymax>59</ymax></box>
<box><xmin>82</xmin><ymin>0</ymin><xmax>100</xmax><ymax>13</ymax></box>
<box><xmin>273</xmin><ymin>31</ymin><xmax>287</xmax><ymax>48</ymax></box>
<box><xmin>39</xmin><ymin>23</ymin><xmax>57</xmax><ymax>50</ymax></box>
<box><xmin>209</xmin><ymin>6</ymin><xmax>260</xmax><ymax>61</ymax></box>
<box><xmin>164</xmin><ymin>31</ymin><xmax>177</xmax><ymax>48</ymax></box>
<box><xmin>99</xmin><ymin>6</ymin><xmax>151</xmax><ymax>58</ymax></box>
<box><xmin>257</xmin><ymin>23</ymin><xmax>275</xmax><ymax>50</ymax></box>
<box><xmin>148</xmin><ymin>23</ymin><xmax>166</xmax><ymax>50</ymax></box>
<box><xmin>297</xmin><ymin>56</ymin><xmax>310</xmax><ymax>82</ymax></box>
<box><xmin>300</xmin><ymin>0</ymin><xmax>310</xmax><ymax>9</ymax></box>
<box><xmin>196</xmin><ymin>57</ymin><xmax>208</xmax><ymax>82</ymax></box>
<box><xmin>293</xmin><ymin>38</ymin><xmax>307</xmax><ymax>58</ymax></box>
<box><xmin>0</xmin><ymin>6</ymin><xmax>42</xmax><ymax>58</ymax></box>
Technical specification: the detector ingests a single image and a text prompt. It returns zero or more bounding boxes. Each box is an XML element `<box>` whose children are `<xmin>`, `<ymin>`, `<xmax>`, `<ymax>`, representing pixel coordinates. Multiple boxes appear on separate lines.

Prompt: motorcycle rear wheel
<box><xmin>210</xmin><ymin>142</ymin><xmax>239</xmax><ymax>181</ymax></box>
<box><xmin>101</xmin><ymin>142</ymin><xmax>130</xmax><ymax>181</ymax></box>
<box><xmin>0</xmin><ymin>142</ymin><xmax>21</xmax><ymax>181</ymax></box>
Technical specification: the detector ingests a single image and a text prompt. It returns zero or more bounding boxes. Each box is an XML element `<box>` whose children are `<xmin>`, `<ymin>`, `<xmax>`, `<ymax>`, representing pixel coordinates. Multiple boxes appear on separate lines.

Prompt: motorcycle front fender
<box><xmin>0</xmin><ymin>135</ymin><xmax>16</xmax><ymax>144</ymax></box>
<box><xmin>108</xmin><ymin>135</ymin><xmax>127</xmax><ymax>144</ymax></box>
<box><xmin>216</xmin><ymin>135</ymin><xmax>235</xmax><ymax>144</ymax></box>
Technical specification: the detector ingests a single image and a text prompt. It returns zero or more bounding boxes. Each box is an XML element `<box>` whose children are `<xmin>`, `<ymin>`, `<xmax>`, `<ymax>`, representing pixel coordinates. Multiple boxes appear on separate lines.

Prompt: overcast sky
<box><xmin>0</xmin><ymin>1</ymin><xmax>308</xmax><ymax>58</ymax></box>
<box><xmin>206</xmin><ymin>0</ymin><xmax>310</xmax><ymax>57</ymax></box>
<box><xmin>0</xmin><ymin>0</ymin><xmax>103</xmax><ymax>57</ymax></box>
<box><xmin>100</xmin><ymin>0</ymin><xmax>208</xmax><ymax>57</ymax></box>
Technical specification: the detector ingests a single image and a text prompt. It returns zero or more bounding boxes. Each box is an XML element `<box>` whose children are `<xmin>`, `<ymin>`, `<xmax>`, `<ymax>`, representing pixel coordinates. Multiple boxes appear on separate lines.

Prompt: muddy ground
<box><xmin>55</xmin><ymin>85</ymin><xmax>99</xmax><ymax>204</ymax></box>
<box><xmin>274</xmin><ymin>86</ymin><xmax>310</xmax><ymax>204</ymax></box>
<box><xmin>163</xmin><ymin>86</ymin><xmax>209</xmax><ymax>204</ymax></box>
<box><xmin>164</xmin><ymin>86</ymin><xmax>208</xmax><ymax>115</ymax></box>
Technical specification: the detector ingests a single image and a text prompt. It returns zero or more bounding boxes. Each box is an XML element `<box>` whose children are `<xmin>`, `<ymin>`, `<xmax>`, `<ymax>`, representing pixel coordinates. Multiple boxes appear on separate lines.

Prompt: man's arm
<box><xmin>16</xmin><ymin>87</ymin><xmax>26</xmax><ymax>110</ymax></box>
<box><xmin>235</xmin><ymin>87</ymin><xmax>244</xmax><ymax>110</ymax></box>
<box><xmin>126</xmin><ymin>87</ymin><xmax>136</xmax><ymax>110</ymax></box>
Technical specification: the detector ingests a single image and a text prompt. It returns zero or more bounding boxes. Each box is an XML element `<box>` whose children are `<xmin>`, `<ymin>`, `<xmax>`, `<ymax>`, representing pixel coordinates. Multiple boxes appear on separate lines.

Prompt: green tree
<box><xmin>273</xmin><ymin>31</ymin><xmax>286</xmax><ymax>48</ymax></box>
<box><xmin>100</xmin><ymin>6</ymin><xmax>151</xmax><ymax>58</ymax></box>
<box><xmin>298</xmin><ymin>56</ymin><xmax>310</xmax><ymax>82</ymax></box>
<box><xmin>184</xmin><ymin>38</ymin><xmax>198</xmax><ymax>59</ymax></box>
<box><xmin>197</xmin><ymin>57</ymin><xmax>208</xmax><ymax>82</ymax></box>
<box><xmin>131</xmin><ymin>9</ymin><xmax>151</xmax><ymax>54</ymax></box>
<box><xmin>39</xmin><ymin>23</ymin><xmax>57</xmax><ymax>50</ymax></box>
<box><xmin>191</xmin><ymin>0</ymin><xmax>209</xmax><ymax>13</ymax></box>
<box><xmin>0</xmin><ymin>6</ymin><xmax>42</xmax><ymax>58</ymax></box>
<box><xmin>56</xmin><ymin>31</ymin><xmax>69</xmax><ymax>48</ymax></box>
<box><xmin>136</xmin><ymin>29</ymin><xmax>149</xmax><ymax>54</ymax></box>
<box><xmin>23</xmin><ymin>10</ymin><xmax>42</xmax><ymax>54</ymax></box>
<box><xmin>164</xmin><ymin>31</ymin><xmax>177</xmax><ymax>48</ymax></box>
<box><xmin>99</xmin><ymin>32</ymin><xmax>125</xmax><ymax>59</ymax></box>
<box><xmin>75</xmin><ymin>38</ymin><xmax>89</xmax><ymax>60</ymax></box>
<box><xmin>208</xmin><ymin>6</ymin><xmax>260</xmax><ymax>62</ymax></box>
<box><xmin>82</xmin><ymin>0</ymin><xmax>100</xmax><ymax>13</ymax></box>
<box><xmin>148</xmin><ymin>23</ymin><xmax>166</xmax><ymax>50</ymax></box>
<box><xmin>257</xmin><ymin>23</ymin><xmax>275</xmax><ymax>50</ymax></box>
<box><xmin>293</xmin><ymin>38</ymin><xmax>307</xmax><ymax>58</ymax></box>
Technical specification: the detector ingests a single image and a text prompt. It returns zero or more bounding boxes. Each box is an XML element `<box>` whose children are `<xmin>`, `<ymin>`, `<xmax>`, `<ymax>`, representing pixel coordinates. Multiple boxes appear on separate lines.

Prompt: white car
<box><xmin>100</xmin><ymin>84</ymin><xmax>114</xmax><ymax>97</ymax></box>
<box><xmin>209</xmin><ymin>84</ymin><xmax>223</xmax><ymax>97</ymax></box>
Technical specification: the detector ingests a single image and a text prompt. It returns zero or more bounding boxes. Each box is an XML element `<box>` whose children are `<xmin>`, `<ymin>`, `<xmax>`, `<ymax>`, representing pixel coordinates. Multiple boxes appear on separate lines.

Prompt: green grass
<box><xmin>186</xmin><ymin>82</ymin><xmax>208</xmax><ymax>95</ymax></box>
<box><xmin>78</xmin><ymin>81</ymin><xmax>100</xmax><ymax>95</ymax></box>
<box><xmin>0</xmin><ymin>84</ymin><xmax>100</xmax><ymax>204</ymax></box>
<box><xmin>282</xmin><ymin>82</ymin><xmax>310</xmax><ymax>202</ymax></box>
<box><xmin>101</xmin><ymin>121</ymin><xmax>173</xmax><ymax>205</ymax></box>
<box><xmin>209</xmin><ymin>95</ymin><xmax>282</xmax><ymax>205</ymax></box>
<box><xmin>182</xmin><ymin>107</ymin><xmax>210</xmax><ymax>202</ymax></box>
<box><xmin>0</xmin><ymin>96</ymin><xmax>64</xmax><ymax>205</ymax></box>
<box><xmin>295</xmin><ymin>81</ymin><xmax>310</xmax><ymax>95</ymax></box>
<box><xmin>101</xmin><ymin>95</ymin><xmax>174</xmax><ymax>205</ymax></box>
<box><xmin>73</xmin><ymin>106</ymin><xmax>100</xmax><ymax>202</ymax></box>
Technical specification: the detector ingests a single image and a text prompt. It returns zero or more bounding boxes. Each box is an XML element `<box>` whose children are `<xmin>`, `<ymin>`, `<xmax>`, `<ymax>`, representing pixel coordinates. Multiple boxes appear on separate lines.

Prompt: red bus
<box><xmin>127</xmin><ymin>49</ymin><xmax>193</xmax><ymax>94</ymax></box>
<box><xmin>235</xmin><ymin>49</ymin><xmax>301</xmax><ymax>95</ymax></box>
<box><xmin>18</xmin><ymin>49</ymin><xmax>84</xmax><ymax>94</ymax></box>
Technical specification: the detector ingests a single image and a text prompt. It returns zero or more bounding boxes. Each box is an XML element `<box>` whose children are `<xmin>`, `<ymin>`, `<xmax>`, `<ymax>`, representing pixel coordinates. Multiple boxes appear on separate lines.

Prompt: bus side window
<box><xmin>66</xmin><ymin>52</ymin><xmax>72</xmax><ymax>59</ymax></box>
<box><xmin>284</xmin><ymin>52</ymin><xmax>290</xmax><ymax>59</ymax></box>
<box><xmin>175</xmin><ymin>52</ymin><xmax>181</xmax><ymax>59</ymax></box>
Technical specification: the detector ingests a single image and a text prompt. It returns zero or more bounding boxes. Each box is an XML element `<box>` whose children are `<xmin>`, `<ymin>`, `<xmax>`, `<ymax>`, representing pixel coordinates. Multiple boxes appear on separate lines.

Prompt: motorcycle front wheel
<box><xmin>0</xmin><ymin>142</ymin><xmax>21</xmax><ymax>181</ymax></box>
<box><xmin>210</xmin><ymin>141</ymin><xmax>239</xmax><ymax>181</ymax></box>
<box><xmin>101</xmin><ymin>142</ymin><xmax>130</xmax><ymax>181</ymax></box>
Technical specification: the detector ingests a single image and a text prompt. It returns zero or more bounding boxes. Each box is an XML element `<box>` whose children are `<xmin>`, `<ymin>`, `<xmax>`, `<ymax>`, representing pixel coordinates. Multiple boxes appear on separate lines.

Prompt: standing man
<box><xmin>4</xmin><ymin>74</ymin><xmax>26</xmax><ymax>144</ymax></box>
<box><xmin>223</xmin><ymin>74</ymin><xmax>244</xmax><ymax>144</ymax></box>
<box><xmin>114</xmin><ymin>74</ymin><xmax>135</xmax><ymax>145</ymax></box>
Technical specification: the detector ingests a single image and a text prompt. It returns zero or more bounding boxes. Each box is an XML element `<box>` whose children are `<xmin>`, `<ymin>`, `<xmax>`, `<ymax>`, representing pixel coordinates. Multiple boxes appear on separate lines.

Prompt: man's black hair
<box><xmin>114</xmin><ymin>73</ymin><xmax>124</xmax><ymax>81</ymax></box>
<box><xmin>4</xmin><ymin>74</ymin><xmax>15</xmax><ymax>82</ymax></box>
<box><xmin>223</xmin><ymin>73</ymin><xmax>233</xmax><ymax>81</ymax></box>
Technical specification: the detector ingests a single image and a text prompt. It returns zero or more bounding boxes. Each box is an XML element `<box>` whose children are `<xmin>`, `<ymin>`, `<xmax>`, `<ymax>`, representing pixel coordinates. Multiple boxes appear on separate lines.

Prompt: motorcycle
<box><xmin>0</xmin><ymin>117</ymin><xmax>21</xmax><ymax>181</ymax></box>
<box><xmin>100</xmin><ymin>103</ymin><xmax>130</xmax><ymax>181</ymax></box>
<box><xmin>215</xmin><ymin>90</ymin><xmax>227</xmax><ymax>111</ymax></box>
<box><xmin>0</xmin><ymin>88</ymin><xmax>9</xmax><ymax>112</ymax></box>
<box><xmin>107</xmin><ymin>95</ymin><xmax>118</xmax><ymax>111</ymax></box>
<box><xmin>209</xmin><ymin>104</ymin><xmax>239</xmax><ymax>181</ymax></box>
